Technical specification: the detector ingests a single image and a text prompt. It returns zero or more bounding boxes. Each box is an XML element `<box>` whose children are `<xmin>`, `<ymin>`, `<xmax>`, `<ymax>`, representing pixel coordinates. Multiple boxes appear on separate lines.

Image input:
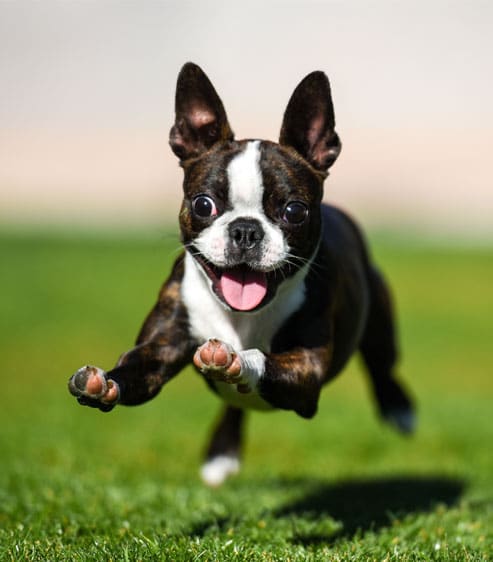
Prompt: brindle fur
<box><xmin>73</xmin><ymin>202</ymin><xmax>409</xmax><ymax>420</ymax></box>
<box><xmin>69</xmin><ymin>63</ymin><xmax>413</xmax><ymax>475</ymax></box>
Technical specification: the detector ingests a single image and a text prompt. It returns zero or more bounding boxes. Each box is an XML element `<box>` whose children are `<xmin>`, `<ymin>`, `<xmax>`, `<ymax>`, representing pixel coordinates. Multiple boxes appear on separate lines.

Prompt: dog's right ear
<box><xmin>169</xmin><ymin>63</ymin><xmax>234</xmax><ymax>160</ymax></box>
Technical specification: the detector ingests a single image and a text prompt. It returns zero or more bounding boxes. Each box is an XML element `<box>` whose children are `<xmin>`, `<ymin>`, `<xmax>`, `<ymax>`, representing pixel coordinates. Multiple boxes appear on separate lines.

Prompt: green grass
<box><xmin>0</xmin><ymin>228</ymin><xmax>492</xmax><ymax>561</ymax></box>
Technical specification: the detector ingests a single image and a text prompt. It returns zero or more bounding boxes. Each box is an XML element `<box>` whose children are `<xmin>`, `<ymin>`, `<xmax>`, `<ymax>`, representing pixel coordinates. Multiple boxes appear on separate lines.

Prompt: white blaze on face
<box><xmin>227</xmin><ymin>140</ymin><xmax>264</xmax><ymax>212</ymax></box>
<box><xmin>193</xmin><ymin>140</ymin><xmax>288</xmax><ymax>269</ymax></box>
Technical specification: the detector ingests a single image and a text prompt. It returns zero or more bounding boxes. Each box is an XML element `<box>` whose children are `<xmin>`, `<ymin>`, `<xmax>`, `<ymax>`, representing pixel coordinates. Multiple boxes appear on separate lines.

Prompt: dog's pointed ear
<box><xmin>279</xmin><ymin>71</ymin><xmax>341</xmax><ymax>171</ymax></box>
<box><xmin>169</xmin><ymin>63</ymin><xmax>234</xmax><ymax>160</ymax></box>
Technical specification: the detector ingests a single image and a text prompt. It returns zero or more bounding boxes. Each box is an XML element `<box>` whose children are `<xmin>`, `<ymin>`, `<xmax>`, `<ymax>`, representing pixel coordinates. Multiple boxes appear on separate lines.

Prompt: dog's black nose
<box><xmin>228</xmin><ymin>218</ymin><xmax>264</xmax><ymax>250</ymax></box>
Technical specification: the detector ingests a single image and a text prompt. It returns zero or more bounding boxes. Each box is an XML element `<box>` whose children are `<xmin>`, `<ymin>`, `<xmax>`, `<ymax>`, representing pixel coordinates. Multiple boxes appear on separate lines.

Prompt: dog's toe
<box><xmin>69</xmin><ymin>365</ymin><xmax>107</xmax><ymax>398</ymax></box>
<box><xmin>68</xmin><ymin>365</ymin><xmax>119</xmax><ymax>407</ymax></box>
<box><xmin>193</xmin><ymin>339</ymin><xmax>241</xmax><ymax>380</ymax></box>
<box><xmin>197</xmin><ymin>339</ymin><xmax>233</xmax><ymax>368</ymax></box>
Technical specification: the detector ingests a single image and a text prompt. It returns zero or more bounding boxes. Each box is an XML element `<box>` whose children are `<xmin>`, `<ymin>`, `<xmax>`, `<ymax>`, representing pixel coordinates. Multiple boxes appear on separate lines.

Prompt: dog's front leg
<box><xmin>68</xmin><ymin>335</ymin><xmax>192</xmax><ymax>411</ymax></box>
<box><xmin>69</xmin><ymin>319</ymin><xmax>193</xmax><ymax>412</ymax></box>
<box><xmin>68</xmin><ymin>257</ymin><xmax>194</xmax><ymax>411</ymax></box>
<box><xmin>194</xmin><ymin>339</ymin><xmax>331</xmax><ymax>418</ymax></box>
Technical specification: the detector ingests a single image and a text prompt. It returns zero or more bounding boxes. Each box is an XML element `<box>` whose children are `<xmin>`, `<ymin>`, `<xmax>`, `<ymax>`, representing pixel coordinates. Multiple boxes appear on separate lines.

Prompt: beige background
<box><xmin>1</xmin><ymin>1</ymin><xmax>492</xmax><ymax>238</ymax></box>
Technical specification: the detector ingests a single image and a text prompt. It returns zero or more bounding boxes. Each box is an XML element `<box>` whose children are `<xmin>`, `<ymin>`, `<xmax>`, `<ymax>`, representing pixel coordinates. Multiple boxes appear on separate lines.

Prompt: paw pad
<box><xmin>193</xmin><ymin>339</ymin><xmax>242</xmax><ymax>382</ymax></box>
<box><xmin>68</xmin><ymin>365</ymin><xmax>119</xmax><ymax>406</ymax></box>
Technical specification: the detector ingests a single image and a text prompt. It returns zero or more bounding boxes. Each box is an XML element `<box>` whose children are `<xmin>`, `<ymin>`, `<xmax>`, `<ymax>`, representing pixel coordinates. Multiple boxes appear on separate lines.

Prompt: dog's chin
<box><xmin>192</xmin><ymin>253</ymin><xmax>290</xmax><ymax>313</ymax></box>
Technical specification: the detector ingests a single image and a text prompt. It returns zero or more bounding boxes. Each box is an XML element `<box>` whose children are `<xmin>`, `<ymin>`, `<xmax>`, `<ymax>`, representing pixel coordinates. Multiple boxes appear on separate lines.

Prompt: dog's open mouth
<box><xmin>193</xmin><ymin>254</ymin><xmax>281</xmax><ymax>312</ymax></box>
<box><xmin>220</xmin><ymin>266</ymin><xmax>268</xmax><ymax>311</ymax></box>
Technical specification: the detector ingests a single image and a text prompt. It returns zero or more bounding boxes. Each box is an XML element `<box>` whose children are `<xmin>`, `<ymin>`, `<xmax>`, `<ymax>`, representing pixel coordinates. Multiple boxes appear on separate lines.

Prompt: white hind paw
<box><xmin>200</xmin><ymin>454</ymin><xmax>240</xmax><ymax>487</ymax></box>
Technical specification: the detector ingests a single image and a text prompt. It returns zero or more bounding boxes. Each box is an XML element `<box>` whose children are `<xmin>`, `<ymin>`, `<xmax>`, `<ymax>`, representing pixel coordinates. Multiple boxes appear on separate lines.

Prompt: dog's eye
<box><xmin>192</xmin><ymin>195</ymin><xmax>218</xmax><ymax>218</ymax></box>
<box><xmin>282</xmin><ymin>201</ymin><xmax>308</xmax><ymax>224</ymax></box>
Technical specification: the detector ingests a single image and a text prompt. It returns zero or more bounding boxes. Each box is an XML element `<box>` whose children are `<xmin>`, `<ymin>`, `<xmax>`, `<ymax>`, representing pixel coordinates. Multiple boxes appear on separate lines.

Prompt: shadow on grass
<box><xmin>189</xmin><ymin>475</ymin><xmax>465</xmax><ymax>545</ymax></box>
<box><xmin>276</xmin><ymin>475</ymin><xmax>466</xmax><ymax>545</ymax></box>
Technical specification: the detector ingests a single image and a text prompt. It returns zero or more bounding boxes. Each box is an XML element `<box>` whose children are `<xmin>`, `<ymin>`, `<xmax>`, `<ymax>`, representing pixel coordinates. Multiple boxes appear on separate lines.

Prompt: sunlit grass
<box><xmin>0</xmin><ymin>229</ymin><xmax>492</xmax><ymax>560</ymax></box>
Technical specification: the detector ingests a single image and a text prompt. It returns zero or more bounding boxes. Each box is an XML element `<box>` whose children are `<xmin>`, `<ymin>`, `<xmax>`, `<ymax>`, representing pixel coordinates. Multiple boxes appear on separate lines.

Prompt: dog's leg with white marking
<box><xmin>201</xmin><ymin>406</ymin><xmax>245</xmax><ymax>487</ymax></box>
<box><xmin>194</xmin><ymin>339</ymin><xmax>266</xmax><ymax>394</ymax></box>
<box><xmin>194</xmin><ymin>339</ymin><xmax>330</xmax><ymax>419</ymax></box>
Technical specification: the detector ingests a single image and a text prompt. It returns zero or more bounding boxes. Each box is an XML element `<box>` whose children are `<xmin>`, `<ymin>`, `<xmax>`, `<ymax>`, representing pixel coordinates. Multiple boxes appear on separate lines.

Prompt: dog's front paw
<box><xmin>68</xmin><ymin>365</ymin><xmax>120</xmax><ymax>412</ymax></box>
<box><xmin>193</xmin><ymin>339</ymin><xmax>250</xmax><ymax>393</ymax></box>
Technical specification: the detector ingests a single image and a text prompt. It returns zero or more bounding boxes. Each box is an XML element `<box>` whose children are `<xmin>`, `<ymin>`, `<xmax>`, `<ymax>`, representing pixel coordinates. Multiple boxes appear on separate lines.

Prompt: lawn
<box><xmin>0</xmin><ymin>228</ymin><xmax>492</xmax><ymax>561</ymax></box>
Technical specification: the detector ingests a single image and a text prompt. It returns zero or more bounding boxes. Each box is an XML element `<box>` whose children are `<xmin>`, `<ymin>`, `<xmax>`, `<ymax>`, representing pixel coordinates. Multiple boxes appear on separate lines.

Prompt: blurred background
<box><xmin>1</xmin><ymin>0</ymin><xmax>492</xmax><ymax>239</ymax></box>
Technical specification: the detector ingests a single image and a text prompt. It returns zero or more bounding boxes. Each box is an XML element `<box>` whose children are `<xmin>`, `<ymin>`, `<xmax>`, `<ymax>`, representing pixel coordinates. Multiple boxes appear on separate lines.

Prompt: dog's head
<box><xmin>170</xmin><ymin>63</ymin><xmax>341</xmax><ymax>312</ymax></box>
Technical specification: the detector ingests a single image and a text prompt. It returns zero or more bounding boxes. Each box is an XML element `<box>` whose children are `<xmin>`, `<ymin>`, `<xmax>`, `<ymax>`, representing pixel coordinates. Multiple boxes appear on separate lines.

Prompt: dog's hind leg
<box><xmin>359</xmin><ymin>267</ymin><xmax>416</xmax><ymax>434</ymax></box>
<box><xmin>200</xmin><ymin>406</ymin><xmax>245</xmax><ymax>487</ymax></box>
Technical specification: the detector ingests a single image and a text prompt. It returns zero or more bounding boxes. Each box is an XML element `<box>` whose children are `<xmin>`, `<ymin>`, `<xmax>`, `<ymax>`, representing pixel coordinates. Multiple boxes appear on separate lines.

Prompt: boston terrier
<box><xmin>68</xmin><ymin>63</ymin><xmax>414</xmax><ymax>486</ymax></box>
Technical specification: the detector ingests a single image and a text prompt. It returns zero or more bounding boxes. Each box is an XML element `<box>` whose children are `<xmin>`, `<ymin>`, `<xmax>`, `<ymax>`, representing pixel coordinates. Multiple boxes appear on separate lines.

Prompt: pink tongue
<box><xmin>220</xmin><ymin>269</ymin><xmax>268</xmax><ymax>311</ymax></box>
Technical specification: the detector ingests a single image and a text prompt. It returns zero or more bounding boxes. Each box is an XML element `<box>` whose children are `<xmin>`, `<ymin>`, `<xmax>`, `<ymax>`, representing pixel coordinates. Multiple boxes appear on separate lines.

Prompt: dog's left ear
<box><xmin>169</xmin><ymin>62</ymin><xmax>234</xmax><ymax>161</ymax></box>
<box><xmin>280</xmin><ymin>71</ymin><xmax>341</xmax><ymax>171</ymax></box>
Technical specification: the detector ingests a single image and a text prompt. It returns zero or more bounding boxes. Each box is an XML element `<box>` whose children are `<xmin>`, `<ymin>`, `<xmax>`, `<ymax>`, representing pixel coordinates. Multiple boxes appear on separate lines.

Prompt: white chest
<box><xmin>181</xmin><ymin>252</ymin><xmax>306</xmax><ymax>352</ymax></box>
<box><xmin>181</xmin><ymin>252</ymin><xmax>308</xmax><ymax>410</ymax></box>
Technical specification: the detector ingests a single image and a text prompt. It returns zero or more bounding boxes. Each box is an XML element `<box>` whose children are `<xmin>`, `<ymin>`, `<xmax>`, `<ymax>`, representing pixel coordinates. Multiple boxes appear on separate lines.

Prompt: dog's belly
<box><xmin>212</xmin><ymin>381</ymin><xmax>274</xmax><ymax>410</ymax></box>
